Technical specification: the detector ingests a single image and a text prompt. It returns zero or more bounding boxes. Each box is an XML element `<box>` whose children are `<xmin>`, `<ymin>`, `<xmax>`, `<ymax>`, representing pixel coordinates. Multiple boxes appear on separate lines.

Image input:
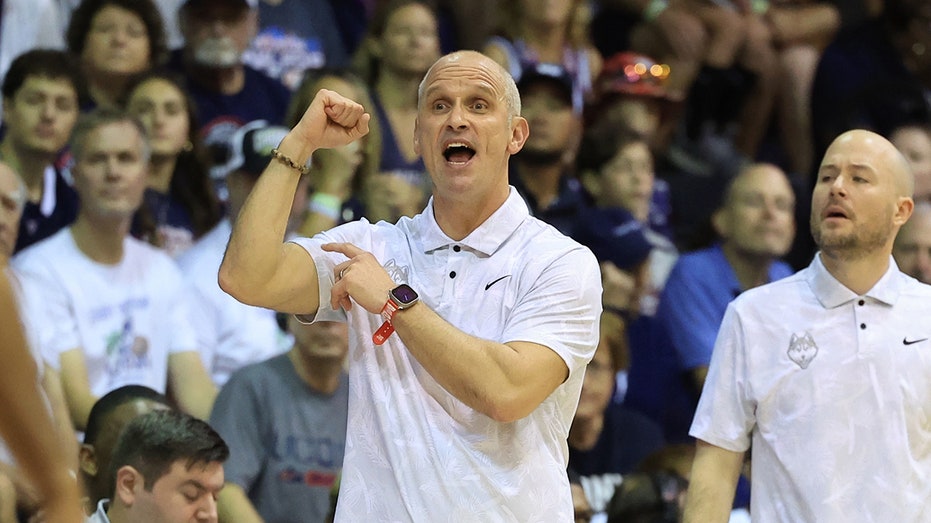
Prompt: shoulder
<box><xmin>12</xmin><ymin>230</ymin><xmax>71</xmax><ymax>271</ymax></box>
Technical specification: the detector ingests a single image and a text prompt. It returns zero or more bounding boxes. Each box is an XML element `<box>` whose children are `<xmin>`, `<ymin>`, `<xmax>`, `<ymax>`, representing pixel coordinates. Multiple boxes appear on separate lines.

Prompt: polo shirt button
<box><xmin>450</xmin><ymin>271</ymin><xmax>456</xmax><ymax>278</ymax></box>
<box><xmin>860</xmin><ymin>323</ymin><xmax>866</xmax><ymax>330</ymax></box>
<box><xmin>453</xmin><ymin>245</ymin><xmax>461</xmax><ymax>252</ymax></box>
<box><xmin>858</xmin><ymin>299</ymin><xmax>865</xmax><ymax>306</ymax></box>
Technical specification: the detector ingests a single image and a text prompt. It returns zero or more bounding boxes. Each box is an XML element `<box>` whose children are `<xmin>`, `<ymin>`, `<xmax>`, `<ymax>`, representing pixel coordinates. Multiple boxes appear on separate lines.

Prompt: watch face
<box><xmin>391</xmin><ymin>284</ymin><xmax>419</xmax><ymax>305</ymax></box>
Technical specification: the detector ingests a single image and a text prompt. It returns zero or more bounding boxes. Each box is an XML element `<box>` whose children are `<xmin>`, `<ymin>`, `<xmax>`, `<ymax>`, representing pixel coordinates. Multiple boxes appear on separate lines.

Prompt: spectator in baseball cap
<box><xmin>511</xmin><ymin>62</ymin><xmax>587</xmax><ymax>237</ymax></box>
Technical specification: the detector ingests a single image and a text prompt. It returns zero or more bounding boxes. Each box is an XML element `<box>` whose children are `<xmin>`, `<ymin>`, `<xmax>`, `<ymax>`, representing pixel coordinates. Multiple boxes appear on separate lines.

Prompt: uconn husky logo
<box><xmin>787</xmin><ymin>332</ymin><xmax>819</xmax><ymax>369</ymax></box>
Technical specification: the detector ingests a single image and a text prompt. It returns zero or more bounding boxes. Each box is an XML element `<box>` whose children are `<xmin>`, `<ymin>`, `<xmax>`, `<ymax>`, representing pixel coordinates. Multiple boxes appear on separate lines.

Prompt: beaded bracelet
<box><xmin>271</xmin><ymin>148</ymin><xmax>311</xmax><ymax>176</ymax></box>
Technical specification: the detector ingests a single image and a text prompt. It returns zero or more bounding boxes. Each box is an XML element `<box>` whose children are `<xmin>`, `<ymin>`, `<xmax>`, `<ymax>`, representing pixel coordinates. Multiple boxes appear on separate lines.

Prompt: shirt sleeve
<box><xmin>210</xmin><ymin>367</ymin><xmax>267</xmax><ymax>489</ymax></box>
<box><xmin>689</xmin><ymin>303</ymin><xmax>756</xmax><ymax>452</ymax></box>
<box><xmin>500</xmin><ymin>244</ymin><xmax>603</xmax><ymax>377</ymax></box>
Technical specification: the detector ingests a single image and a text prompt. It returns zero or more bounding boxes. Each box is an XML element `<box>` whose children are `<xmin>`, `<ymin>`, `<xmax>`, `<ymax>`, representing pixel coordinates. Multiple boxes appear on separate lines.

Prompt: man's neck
<box><xmin>721</xmin><ymin>243</ymin><xmax>775</xmax><ymax>291</ymax></box>
<box><xmin>70</xmin><ymin>215</ymin><xmax>130</xmax><ymax>265</ymax></box>
<box><xmin>432</xmin><ymin>184</ymin><xmax>510</xmax><ymax>241</ymax></box>
<box><xmin>288</xmin><ymin>348</ymin><xmax>342</xmax><ymax>394</ymax></box>
<box><xmin>0</xmin><ymin>140</ymin><xmax>54</xmax><ymax>201</ymax></box>
<box><xmin>819</xmin><ymin>248</ymin><xmax>892</xmax><ymax>296</ymax></box>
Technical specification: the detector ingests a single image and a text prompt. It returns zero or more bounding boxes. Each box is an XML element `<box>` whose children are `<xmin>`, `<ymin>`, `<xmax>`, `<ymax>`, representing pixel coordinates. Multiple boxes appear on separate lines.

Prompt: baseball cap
<box><xmin>222</xmin><ymin>120</ymin><xmax>290</xmax><ymax>178</ymax></box>
<box><xmin>517</xmin><ymin>62</ymin><xmax>574</xmax><ymax>108</ymax></box>
<box><xmin>183</xmin><ymin>0</ymin><xmax>257</xmax><ymax>9</ymax></box>
<box><xmin>597</xmin><ymin>52</ymin><xmax>669</xmax><ymax>99</ymax></box>
<box><xmin>574</xmin><ymin>206</ymin><xmax>653</xmax><ymax>271</ymax></box>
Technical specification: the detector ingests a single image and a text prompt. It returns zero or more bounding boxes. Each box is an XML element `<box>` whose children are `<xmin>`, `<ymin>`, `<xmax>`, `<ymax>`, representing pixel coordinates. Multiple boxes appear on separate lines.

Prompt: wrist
<box><xmin>274</xmin><ymin>134</ymin><xmax>316</xmax><ymax>173</ymax></box>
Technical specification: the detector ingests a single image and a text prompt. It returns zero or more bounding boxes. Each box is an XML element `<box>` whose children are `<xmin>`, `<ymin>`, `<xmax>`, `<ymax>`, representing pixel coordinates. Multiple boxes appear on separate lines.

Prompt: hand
<box><xmin>292</xmin><ymin>89</ymin><xmax>371</xmax><ymax>155</ymax></box>
<box><xmin>323</xmin><ymin>242</ymin><xmax>396</xmax><ymax>314</ymax></box>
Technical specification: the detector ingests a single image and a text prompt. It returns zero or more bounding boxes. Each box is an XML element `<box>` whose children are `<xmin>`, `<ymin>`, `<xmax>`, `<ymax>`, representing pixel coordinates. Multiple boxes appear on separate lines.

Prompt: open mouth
<box><xmin>443</xmin><ymin>142</ymin><xmax>475</xmax><ymax>164</ymax></box>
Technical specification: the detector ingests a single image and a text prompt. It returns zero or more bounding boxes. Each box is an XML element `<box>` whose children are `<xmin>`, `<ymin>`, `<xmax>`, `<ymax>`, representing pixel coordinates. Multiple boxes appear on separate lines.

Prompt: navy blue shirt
<box><xmin>15</xmin><ymin>168</ymin><xmax>78</xmax><ymax>253</ymax></box>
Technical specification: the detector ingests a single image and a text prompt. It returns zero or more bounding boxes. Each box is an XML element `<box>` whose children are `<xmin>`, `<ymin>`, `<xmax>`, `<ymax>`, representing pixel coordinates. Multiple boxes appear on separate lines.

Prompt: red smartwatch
<box><xmin>372</xmin><ymin>284</ymin><xmax>420</xmax><ymax>345</ymax></box>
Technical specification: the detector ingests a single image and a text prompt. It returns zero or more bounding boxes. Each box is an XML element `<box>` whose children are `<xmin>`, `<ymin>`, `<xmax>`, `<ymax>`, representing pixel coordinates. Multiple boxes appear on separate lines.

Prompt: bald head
<box><xmin>824</xmin><ymin>130</ymin><xmax>914</xmax><ymax>197</ymax></box>
<box><xmin>418</xmin><ymin>51</ymin><xmax>522</xmax><ymax>120</ymax></box>
<box><xmin>0</xmin><ymin>162</ymin><xmax>26</xmax><ymax>259</ymax></box>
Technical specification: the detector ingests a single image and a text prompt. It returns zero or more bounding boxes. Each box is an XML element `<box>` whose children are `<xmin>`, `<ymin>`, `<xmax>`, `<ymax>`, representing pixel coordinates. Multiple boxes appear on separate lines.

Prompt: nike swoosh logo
<box><xmin>903</xmin><ymin>337</ymin><xmax>928</xmax><ymax>346</ymax></box>
<box><xmin>485</xmin><ymin>275</ymin><xmax>511</xmax><ymax>291</ymax></box>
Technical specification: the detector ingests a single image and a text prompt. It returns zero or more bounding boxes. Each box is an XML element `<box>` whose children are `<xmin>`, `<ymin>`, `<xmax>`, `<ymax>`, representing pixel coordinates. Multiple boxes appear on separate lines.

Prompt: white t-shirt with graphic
<box><xmin>13</xmin><ymin>228</ymin><xmax>198</xmax><ymax>397</ymax></box>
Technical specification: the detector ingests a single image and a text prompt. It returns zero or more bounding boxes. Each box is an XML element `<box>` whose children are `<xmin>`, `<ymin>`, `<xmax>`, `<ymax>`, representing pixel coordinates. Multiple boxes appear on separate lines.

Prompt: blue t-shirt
<box><xmin>658</xmin><ymin>244</ymin><xmax>794</xmax><ymax>372</ymax></box>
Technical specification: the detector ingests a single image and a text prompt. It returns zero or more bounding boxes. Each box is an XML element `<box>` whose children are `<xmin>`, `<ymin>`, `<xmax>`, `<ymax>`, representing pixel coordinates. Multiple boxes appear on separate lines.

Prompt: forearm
<box><xmin>169</xmin><ymin>352</ymin><xmax>218</xmax><ymax>420</ymax></box>
<box><xmin>42</xmin><ymin>367</ymin><xmax>80</xmax><ymax>471</ymax></box>
<box><xmin>218</xmin><ymin>483</ymin><xmax>264</xmax><ymax>523</ymax></box>
<box><xmin>683</xmin><ymin>440</ymin><xmax>744</xmax><ymax>523</ymax></box>
<box><xmin>392</xmin><ymin>304</ymin><xmax>566</xmax><ymax>423</ymax></box>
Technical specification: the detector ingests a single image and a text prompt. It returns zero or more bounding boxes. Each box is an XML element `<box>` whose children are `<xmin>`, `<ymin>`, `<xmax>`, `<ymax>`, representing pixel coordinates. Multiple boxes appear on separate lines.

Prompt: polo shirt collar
<box><xmin>417</xmin><ymin>187</ymin><xmax>530</xmax><ymax>255</ymax></box>
<box><xmin>808</xmin><ymin>252</ymin><xmax>904</xmax><ymax>309</ymax></box>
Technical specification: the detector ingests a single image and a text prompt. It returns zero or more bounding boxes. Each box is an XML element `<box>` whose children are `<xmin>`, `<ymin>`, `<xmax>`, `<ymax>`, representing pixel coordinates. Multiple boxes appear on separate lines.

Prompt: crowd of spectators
<box><xmin>0</xmin><ymin>0</ymin><xmax>928</xmax><ymax>521</ymax></box>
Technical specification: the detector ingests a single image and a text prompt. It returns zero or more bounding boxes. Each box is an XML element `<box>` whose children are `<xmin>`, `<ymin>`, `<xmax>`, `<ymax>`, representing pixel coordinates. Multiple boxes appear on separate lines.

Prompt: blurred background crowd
<box><xmin>0</xmin><ymin>0</ymin><xmax>928</xmax><ymax>521</ymax></box>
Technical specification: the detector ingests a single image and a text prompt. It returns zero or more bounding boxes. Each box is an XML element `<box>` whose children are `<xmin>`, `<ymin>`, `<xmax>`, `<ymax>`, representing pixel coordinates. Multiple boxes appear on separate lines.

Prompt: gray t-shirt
<box><xmin>210</xmin><ymin>353</ymin><xmax>348</xmax><ymax>523</ymax></box>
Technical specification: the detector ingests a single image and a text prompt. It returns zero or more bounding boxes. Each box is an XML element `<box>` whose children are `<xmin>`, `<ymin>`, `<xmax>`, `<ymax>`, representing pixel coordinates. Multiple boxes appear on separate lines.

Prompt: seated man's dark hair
<box><xmin>108</xmin><ymin>409</ymin><xmax>229</xmax><ymax>492</ymax></box>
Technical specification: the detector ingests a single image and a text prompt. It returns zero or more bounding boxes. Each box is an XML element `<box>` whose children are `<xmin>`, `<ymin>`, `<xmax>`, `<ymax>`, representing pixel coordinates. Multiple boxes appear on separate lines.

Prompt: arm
<box><xmin>0</xmin><ymin>275</ymin><xmax>82</xmax><ymax>523</ymax></box>
<box><xmin>218</xmin><ymin>484</ymin><xmax>264</xmax><ymax>523</ymax></box>
<box><xmin>682</xmin><ymin>439</ymin><xmax>744</xmax><ymax>523</ymax></box>
<box><xmin>41</xmin><ymin>366</ymin><xmax>80</xmax><ymax>471</ymax></box>
<box><xmin>168</xmin><ymin>351</ymin><xmax>218</xmax><ymax>420</ymax></box>
<box><xmin>58</xmin><ymin>349</ymin><xmax>98</xmax><ymax>430</ymax></box>
<box><xmin>219</xmin><ymin>89</ymin><xmax>370</xmax><ymax>314</ymax></box>
<box><xmin>326</xmin><ymin>243</ymin><xmax>600</xmax><ymax>422</ymax></box>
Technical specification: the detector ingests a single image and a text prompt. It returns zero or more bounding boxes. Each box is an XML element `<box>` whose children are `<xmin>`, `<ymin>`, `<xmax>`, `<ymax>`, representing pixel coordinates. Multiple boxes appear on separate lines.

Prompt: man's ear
<box><xmin>893</xmin><ymin>196</ymin><xmax>914</xmax><ymax>227</ymax></box>
<box><xmin>79</xmin><ymin>444</ymin><xmax>98</xmax><ymax>476</ymax></box>
<box><xmin>114</xmin><ymin>466</ymin><xmax>141</xmax><ymax>506</ymax></box>
<box><xmin>413</xmin><ymin>118</ymin><xmax>421</xmax><ymax>156</ymax></box>
<box><xmin>507</xmin><ymin>116</ymin><xmax>529</xmax><ymax>155</ymax></box>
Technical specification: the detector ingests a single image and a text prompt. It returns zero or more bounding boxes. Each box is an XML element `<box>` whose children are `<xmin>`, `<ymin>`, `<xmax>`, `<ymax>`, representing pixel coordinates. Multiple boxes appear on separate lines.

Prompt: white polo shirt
<box><xmin>692</xmin><ymin>254</ymin><xmax>931</xmax><ymax>522</ymax></box>
<box><xmin>292</xmin><ymin>188</ymin><xmax>602</xmax><ymax>522</ymax></box>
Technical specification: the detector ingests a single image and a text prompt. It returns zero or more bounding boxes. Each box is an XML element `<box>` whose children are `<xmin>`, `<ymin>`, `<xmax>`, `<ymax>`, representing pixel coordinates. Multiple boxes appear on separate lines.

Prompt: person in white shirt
<box><xmin>684</xmin><ymin>129</ymin><xmax>931</xmax><ymax>522</ymax></box>
<box><xmin>219</xmin><ymin>50</ymin><xmax>602</xmax><ymax>521</ymax></box>
<box><xmin>13</xmin><ymin>109</ymin><xmax>217</xmax><ymax>431</ymax></box>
